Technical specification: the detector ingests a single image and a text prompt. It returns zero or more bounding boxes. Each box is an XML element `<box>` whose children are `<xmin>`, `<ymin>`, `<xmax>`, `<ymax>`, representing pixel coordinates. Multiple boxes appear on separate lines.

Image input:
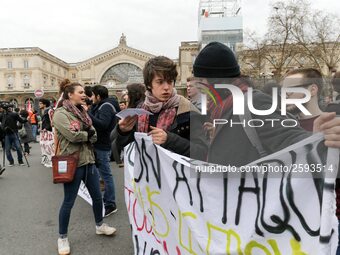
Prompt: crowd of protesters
<box><xmin>1</xmin><ymin>42</ymin><xmax>340</xmax><ymax>254</ymax></box>
<box><xmin>0</xmin><ymin>97</ymin><xmax>54</xmax><ymax>168</ymax></box>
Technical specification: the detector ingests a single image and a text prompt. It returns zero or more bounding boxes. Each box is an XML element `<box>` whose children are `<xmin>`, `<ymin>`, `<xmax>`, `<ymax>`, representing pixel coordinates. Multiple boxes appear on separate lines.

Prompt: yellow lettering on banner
<box><xmin>178</xmin><ymin>211</ymin><xmax>198</xmax><ymax>255</ymax></box>
<box><xmin>244</xmin><ymin>241</ymin><xmax>271</xmax><ymax>255</ymax></box>
<box><xmin>267</xmin><ymin>239</ymin><xmax>281</xmax><ymax>255</ymax></box>
<box><xmin>146</xmin><ymin>186</ymin><xmax>170</xmax><ymax>238</ymax></box>
<box><xmin>206</xmin><ymin>222</ymin><xmax>242</xmax><ymax>255</ymax></box>
<box><xmin>132</xmin><ymin>181</ymin><xmax>146</xmax><ymax>211</ymax></box>
<box><xmin>290</xmin><ymin>239</ymin><xmax>307</xmax><ymax>255</ymax></box>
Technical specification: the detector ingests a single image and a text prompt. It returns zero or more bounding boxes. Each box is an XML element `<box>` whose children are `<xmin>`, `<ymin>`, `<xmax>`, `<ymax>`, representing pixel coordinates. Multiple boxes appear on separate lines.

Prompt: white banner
<box><xmin>124</xmin><ymin>133</ymin><xmax>339</xmax><ymax>255</ymax></box>
<box><xmin>40</xmin><ymin>130</ymin><xmax>54</xmax><ymax>168</ymax></box>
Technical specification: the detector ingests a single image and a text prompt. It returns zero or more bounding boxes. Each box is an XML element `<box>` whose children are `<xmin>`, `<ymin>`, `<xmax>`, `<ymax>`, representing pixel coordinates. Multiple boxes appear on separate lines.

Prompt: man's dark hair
<box><xmin>39</xmin><ymin>98</ymin><xmax>50</xmax><ymax>107</ymax></box>
<box><xmin>143</xmin><ymin>56</ymin><xmax>178</xmax><ymax>91</ymax></box>
<box><xmin>20</xmin><ymin>109</ymin><xmax>29</xmax><ymax>118</ymax></box>
<box><xmin>84</xmin><ymin>85</ymin><xmax>93</xmax><ymax>97</ymax></box>
<box><xmin>92</xmin><ymin>85</ymin><xmax>108</xmax><ymax>100</ymax></box>
<box><xmin>285</xmin><ymin>68</ymin><xmax>323</xmax><ymax>96</ymax></box>
<box><xmin>14</xmin><ymin>108</ymin><xmax>20</xmax><ymax>113</ymax></box>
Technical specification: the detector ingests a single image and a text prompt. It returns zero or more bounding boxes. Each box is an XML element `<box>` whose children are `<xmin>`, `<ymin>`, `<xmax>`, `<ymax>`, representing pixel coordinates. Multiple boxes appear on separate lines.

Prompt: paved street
<box><xmin>0</xmin><ymin>141</ymin><xmax>134</xmax><ymax>255</ymax></box>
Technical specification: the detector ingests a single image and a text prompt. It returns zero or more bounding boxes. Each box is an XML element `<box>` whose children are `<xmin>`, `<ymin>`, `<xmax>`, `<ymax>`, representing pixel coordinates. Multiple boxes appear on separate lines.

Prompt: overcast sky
<box><xmin>0</xmin><ymin>0</ymin><xmax>339</xmax><ymax>63</ymax></box>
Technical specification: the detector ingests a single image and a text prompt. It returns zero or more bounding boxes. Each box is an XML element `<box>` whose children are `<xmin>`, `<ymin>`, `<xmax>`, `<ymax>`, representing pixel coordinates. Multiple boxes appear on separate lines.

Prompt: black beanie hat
<box><xmin>193</xmin><ymin>42</ymin><xmax>240</xmax><ymax>78</ymax></box>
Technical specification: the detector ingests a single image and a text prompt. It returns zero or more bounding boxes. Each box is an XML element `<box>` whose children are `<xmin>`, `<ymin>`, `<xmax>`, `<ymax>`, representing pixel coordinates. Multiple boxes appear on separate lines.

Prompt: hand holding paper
<box><xmin>116</xmin><ymin>108</ymin><xmax>153</xmax><ymax>119</ymax></box>
<box><xmin>117</xmin><ymin>109</ymin><xmax>153</xmax><ymax>133</ymax></box>
<box><xmin>118</xmin><ymin>115</ymin><xmax>138</xmax><ymax>133</ymax></box>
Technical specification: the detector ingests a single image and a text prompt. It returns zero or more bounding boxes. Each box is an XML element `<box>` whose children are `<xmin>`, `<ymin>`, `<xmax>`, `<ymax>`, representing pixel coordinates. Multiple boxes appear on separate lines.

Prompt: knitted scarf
<box><xmin>138</xmin><ymin>89</ymin><xmax>181</xmax><ymax>133</ymax></box>
<box><xmin>62</xmin><ymin>99</ymin><xmax>92</xmax><ymax>129</ymax></box>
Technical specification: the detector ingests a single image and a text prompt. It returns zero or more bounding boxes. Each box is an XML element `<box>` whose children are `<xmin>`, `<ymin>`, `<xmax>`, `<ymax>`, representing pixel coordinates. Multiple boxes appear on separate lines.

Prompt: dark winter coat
<box><xmin>88</xmin><ymin>97</ymin><xmax>119</xmax><ymax>151</ymax></box>
<box><xmin>41</xmin><ymin>107</ymin><xmax>52</xmax><ymax>131</ymax></box>
<box><xmin>116</xmin><ymin>96</ymin><xmax>208</xmax><ymax>160</ymax></box>
<box><xmin>0</xmin><ymin>112</ymin><xmax>27</xmax><ymax>134</ymax></box>
<box><xmin>208</xmin><ymin>90</ymin><xmax>311</xmax><ymax>167</ymax></box>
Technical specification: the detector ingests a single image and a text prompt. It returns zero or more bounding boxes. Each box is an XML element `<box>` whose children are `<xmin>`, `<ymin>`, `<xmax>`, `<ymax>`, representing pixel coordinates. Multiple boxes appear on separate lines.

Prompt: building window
<box><xmin>8</xmin><ymin>61</ymin><xmax>13</xmax><ymax>69</ymax></box>
<box><xmin>51</xmin><ymin>77</ymin><xmax>55</xmax><ymax>87</ymax></box>
<box><xmin>24</xmin><ymin>60</ymin><xmax>29</xmax><ymax>69</ymax></box>
<box><xmin>9</xmin><ymin>99</ymin><xmax>18</xmax><ymax>108</ymax></box>
<box><xmin>7</xmin><ymin>75</ymin><xmax>14</xmax><ymax>88</ymax></box>
<box><xmin>23</xmin><ymin>75</ymin><xmax>30</xmax><ymax>88</ymax></box>
<box><xmin>72</xmin><ymin>73</ymin><xmax>76</xmax><ymax>79</ymax></box>
<box><xmin>25</xmin><ymin>98</ymin><xmax>34</xmax><ymax>111</ymax></box>
<box><xmin>51</xmin><ymin>65</ymin><xmax>54</xmax><ymax>73</ymax></box>
<box><xmin>43</xmin><ymin>75</ymin><xmax>48</xmax><ymax>86</ymax></box>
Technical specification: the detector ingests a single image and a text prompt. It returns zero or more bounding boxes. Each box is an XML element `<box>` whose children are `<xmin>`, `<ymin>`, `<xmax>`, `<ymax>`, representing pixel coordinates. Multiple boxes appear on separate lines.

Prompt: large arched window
<box><xmin>100</xmin><ymin>63</ymin><xmax>143</xmax><ymax>85</ymax></box>
<box><xmin>8</xmin><ymin>99</ymin><xmax>18</xmax><ymax>108</ymax></box>
<box><xmin>25</xmin><ymin>98</ymin><xmax>34</xmax><ymax>111</ymax></box>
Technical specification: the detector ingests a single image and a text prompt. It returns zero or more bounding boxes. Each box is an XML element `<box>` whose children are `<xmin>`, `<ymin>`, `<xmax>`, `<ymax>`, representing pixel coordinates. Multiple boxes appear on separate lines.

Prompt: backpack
<box><xmin>99</xmin><ymin>102</ymin><xmax>117</xmax><ymax>113</ymax></box>
<box><xmin>99</xmin><ymin>102</ymin><xmax>118</xmax><ymax>126</ymax></box>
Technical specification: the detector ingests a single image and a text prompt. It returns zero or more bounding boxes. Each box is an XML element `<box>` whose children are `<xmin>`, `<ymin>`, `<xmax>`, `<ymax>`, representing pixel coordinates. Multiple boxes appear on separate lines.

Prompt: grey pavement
<box><xmin>0</xmin><ymin>141</ymin><xmax>134</xmax><ymax>255</ymax></box>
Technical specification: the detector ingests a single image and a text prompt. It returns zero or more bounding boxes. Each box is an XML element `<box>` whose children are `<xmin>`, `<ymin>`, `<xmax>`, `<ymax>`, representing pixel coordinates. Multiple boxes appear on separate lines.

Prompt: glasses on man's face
<box><xmin>284</xmin><ymin>83</ymin><xmax>312</xmax><ymax>97</ymax></box>
<box><xmin>289</xmin><ymin>83</ymin><xmax>312</xmax><ymax>88</ymax></box>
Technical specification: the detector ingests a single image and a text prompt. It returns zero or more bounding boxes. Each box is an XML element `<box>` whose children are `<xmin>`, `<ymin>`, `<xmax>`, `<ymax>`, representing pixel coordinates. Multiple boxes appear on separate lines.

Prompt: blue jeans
<box><xmin>31</xmin><ymin>124</ymin><xmax>37</xmax><ymax>141</ymax></box>
<box><xmin>95</xmin><ymin>148</ymin><xmax>116</xmax><ymax>208</ymax></box>
<box><xmin>5</xmin><ymin>133</ymin><xmax>23</xmax><ymax>163</ymax></box>
<box><xmin>59</xmin><ymin>164</ymin><xmax>103</xmax><ymax>236</ymax></box>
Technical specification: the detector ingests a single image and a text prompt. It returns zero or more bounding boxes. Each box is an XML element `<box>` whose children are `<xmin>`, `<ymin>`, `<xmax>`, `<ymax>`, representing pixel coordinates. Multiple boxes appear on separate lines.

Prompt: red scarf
<box><xmin>209</xmin><ymin>78</ymin><xmax>249</xmax><ymax>120</ymax></box>
<box><xmin>62</xmin><ymin>100</ymin><xmax>92</xmax><ymax>129</ymax></box>
<box><xmin>137</xmin><ymin>108</ymin><xmax>177</xmax><ymax>133</ymax></box>
<box><xmin>137</xmin><ymin>91</ymin><xmax>180</xmax><ymax>133</ymax></box>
